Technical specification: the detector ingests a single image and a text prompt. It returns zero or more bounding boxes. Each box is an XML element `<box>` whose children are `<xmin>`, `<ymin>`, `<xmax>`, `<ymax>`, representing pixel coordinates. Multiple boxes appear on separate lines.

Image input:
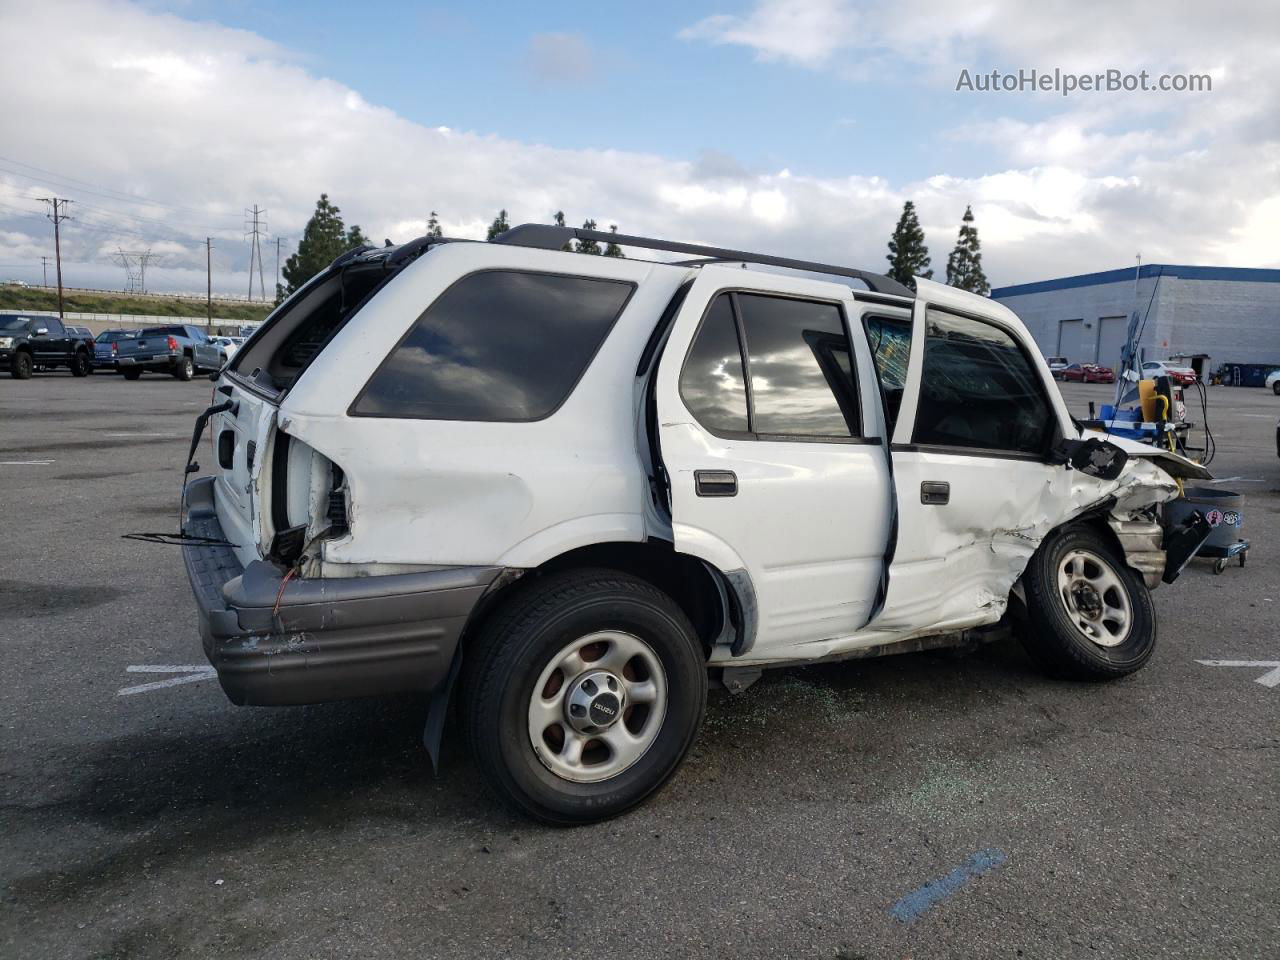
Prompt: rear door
<box><xmin>877</xmin><ymin>278</ymin><xmax>1070</xmax><ymax>635</ymax></box>
<box><xmin>655</xmin><ymin>267</ymin><xmax>894</xmax><ymax>660</ymax></box>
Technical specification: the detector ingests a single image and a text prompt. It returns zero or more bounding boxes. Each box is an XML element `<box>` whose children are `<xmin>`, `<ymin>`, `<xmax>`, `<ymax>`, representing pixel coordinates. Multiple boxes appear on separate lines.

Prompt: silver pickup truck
<box><xmin>113</xmin><ymin>324</ymin><xmax>222</xmax><ymax>380</ymax></box>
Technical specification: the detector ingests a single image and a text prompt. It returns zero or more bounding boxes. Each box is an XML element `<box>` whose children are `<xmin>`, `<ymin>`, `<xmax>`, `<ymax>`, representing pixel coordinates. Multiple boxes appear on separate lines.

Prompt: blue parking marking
<box><xmin>889</xmin><ymin>848</ymin><xmax>1008</xmax><ymax>923</ymax></box>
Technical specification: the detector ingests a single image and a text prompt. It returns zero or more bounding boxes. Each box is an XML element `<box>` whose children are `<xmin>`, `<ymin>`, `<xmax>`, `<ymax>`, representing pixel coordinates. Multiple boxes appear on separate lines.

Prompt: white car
<box><xmin>1265</xmin><ymin>368</ymin><xmax>1280</xmax><ymax>395</ymax></box>
<box><xmin>182</xmin><ymin>225</ymin><xmax>1209</xmax><ymax>823</ymax></box>
<box><xmin>208</xmin><ymin>336</ymin><xmax>244</xmax><ymax>364</ymax></box>
<box><xmin>1141</xmin><ymin>359</ymin><xmax>1197</xmax><ymax>385</ymax></box>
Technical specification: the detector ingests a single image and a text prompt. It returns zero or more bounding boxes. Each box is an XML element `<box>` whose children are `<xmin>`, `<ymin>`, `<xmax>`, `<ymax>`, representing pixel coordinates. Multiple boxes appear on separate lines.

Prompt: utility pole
<box><xmin>205</xmin><ymin>237</ymin><xmax>213</xmax><ymax>326</ymax></box>
<box><xmin>40</xmin><ymin>256</ymin><xmax>50</xmax><ymax>287</ymax></box>
<box><xmin>245</xmin><ymin>205</ymin><xmax>267</xmax><ymax>301</ymax></box>
<box><xmin>38</xmin><ymin>197</ymin><xmax>72</xmax><ymax>320</ymax></box>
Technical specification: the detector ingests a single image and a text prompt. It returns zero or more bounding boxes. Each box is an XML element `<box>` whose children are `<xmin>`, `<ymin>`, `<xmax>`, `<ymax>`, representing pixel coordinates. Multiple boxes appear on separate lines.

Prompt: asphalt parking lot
<box><xmin>2</xmin><ymin>372</ymin><xmax>1277</xmax><ymax>960</ymax></box>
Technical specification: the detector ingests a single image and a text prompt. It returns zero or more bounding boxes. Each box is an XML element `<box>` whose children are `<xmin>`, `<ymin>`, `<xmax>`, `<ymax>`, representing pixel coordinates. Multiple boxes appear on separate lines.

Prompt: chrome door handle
<box><xmin>695</xmin><ymin>470</ymin><xmax>738</xmax><ymax>497</ymax></box>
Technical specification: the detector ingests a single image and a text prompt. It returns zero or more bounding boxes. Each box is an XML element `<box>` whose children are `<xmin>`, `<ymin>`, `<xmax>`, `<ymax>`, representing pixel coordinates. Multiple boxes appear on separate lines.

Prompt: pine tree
<box><xmin>554</xmin><ymin>210</ymin><xmax>574</xmax><ymax>251</ymax></box>
<box><xmin>282</xmin><ymin>193</ymin><xmax>366</xmax><ymax>295</ymax></box>
<box><xmin>885</xmin><ymin>200</ymin><xmax>932</xmax><ymax>290</ymax></box>
<box><xmin>486</xmin><ymin>209</ymin><xmax>510</xmax><ymax>240</ymax></box>
<box><xmin>426</xmin><ymin>211</ymin><xmax>443</xmax><ymax>237</ymax></box>
<box><xmin>603</xmin><ymin>224</ymin><xmax>625</xmax><ymax>258</ymax></box>
<box><xmin>576</xmin><ymin>218</ymin><xmax>601</xmax><ymax>255</ymax></box>
<box><xmin>944</xmin><ymin>205</ymin><xmax>990</xmax><ymax>296</ymax></box>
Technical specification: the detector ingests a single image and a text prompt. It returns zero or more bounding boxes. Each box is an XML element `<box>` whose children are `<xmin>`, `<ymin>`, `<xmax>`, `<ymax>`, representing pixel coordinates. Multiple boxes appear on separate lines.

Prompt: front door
<box><xmin>656</xmin><ymin>267</ymin><xmax>894</xmax><ymax>661</ymax></box>
<box><xmin>877</xmin><ymin>278</ymin><xmax>1071</xmax><ymax>636</ymax></box>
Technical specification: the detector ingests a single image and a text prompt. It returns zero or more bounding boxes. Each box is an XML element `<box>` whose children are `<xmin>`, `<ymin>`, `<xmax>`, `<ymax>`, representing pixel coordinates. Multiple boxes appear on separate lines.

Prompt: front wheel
<box><xmin>463</xmin><ymin>569</ymin><xmax>707</xmax><ymax>825</ymax></box>
<box><xmin>10</xmin><ymin>351</ymin><xmax>33</xmax><ymax>379</ymax></box>
<box><xmin>1018</xmin><ymin>526</ymin><xmax>1156</xmax><ymax>680</ymax></box>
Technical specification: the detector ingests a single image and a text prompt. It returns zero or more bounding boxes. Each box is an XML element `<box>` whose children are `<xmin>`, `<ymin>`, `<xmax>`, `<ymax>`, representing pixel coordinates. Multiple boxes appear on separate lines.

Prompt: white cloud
<box><xmin>0</xmin><ymin>0</ymin><xmax>1275</xmax><ymax>298</ymax></box>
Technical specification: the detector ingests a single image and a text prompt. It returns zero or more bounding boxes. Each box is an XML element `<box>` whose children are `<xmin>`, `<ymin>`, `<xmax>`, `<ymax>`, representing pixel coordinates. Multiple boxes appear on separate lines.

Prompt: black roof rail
<box><xmin>492</xmin><ymin>223</ymin><xmax>914</xmax><ymax>298</ymax></box>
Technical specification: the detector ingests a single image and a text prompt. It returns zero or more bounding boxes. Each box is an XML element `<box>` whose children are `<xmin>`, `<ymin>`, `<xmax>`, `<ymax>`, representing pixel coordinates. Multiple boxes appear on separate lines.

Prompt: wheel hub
<box><xmin>564</xmin><ymin>670</ymin><xmax>626</xmax><ymax>733</ymax></box>
<box><xmin>1071</xmin><ymin>582</ymin><xmax>1103</xmax><ymax>619</ymax></box>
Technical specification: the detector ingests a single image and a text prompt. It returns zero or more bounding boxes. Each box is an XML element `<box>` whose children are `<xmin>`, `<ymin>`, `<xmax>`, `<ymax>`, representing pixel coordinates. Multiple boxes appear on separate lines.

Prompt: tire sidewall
<box><xmin>482</xmin><ymin>585</ymin><xmax>705</xmax><ymax>823</ymax></box>
<box><xmin>176</xmin><ymin>356</ymin><xmax>194</xmax><ymax>380</ymax></box>
<box><xmin>1027</xmin><ymin>527</ymin><xmax>1157</xmax><ymax>676</ymax></box>
<box><xmin>12</xmin><ymin>352</ymin><xmax>33</xmax><ymax>379</ymax></box>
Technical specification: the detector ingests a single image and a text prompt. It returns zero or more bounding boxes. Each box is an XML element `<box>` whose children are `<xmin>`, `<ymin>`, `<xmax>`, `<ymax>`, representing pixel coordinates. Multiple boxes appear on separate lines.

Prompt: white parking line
<box><xmin>118</xmin><ymin>664</ymin><xmax>217</xmax><ymax>696</ymax></box>
<box><xmin>1196</xmin><ymin>660</ymin><xmax>1280</xmax><ymax>688</ymax></box>
<box><xmin>104</xmin><ymin>432</ymin><xmax>176</xmax><ymax>438</ymax></box>
<box><xmin>0</xmin><ymin>459</ymin><xmax>55</xmax><ymax>465</ymax></box>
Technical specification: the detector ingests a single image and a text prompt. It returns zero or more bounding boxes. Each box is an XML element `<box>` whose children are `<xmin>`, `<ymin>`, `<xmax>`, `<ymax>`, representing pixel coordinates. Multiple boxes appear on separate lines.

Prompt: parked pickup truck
<box><xmin>113</xmin><ymin>324</ymin><xmax>222</xmax><ymax>380</ymax></box>
<box><xmin>183</xmin><ymin>225</ymin><xmax>1214</xmax><ymax>824</ymax></box>
<box><xmin>92</xmin><ymin>329</ymin><xmax>138</xmax><ymax>370</ymax></box>
<box><xmin>1</xmin><ymin>313</ymin><xmax>94</xmax><ymax>379</ymax></box>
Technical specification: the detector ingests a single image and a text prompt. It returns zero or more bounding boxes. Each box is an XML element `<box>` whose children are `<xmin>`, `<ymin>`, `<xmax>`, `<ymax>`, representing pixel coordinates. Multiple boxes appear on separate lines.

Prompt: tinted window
<box><xmin>737</xmin><ymin>294</ymin><xmax>859</xmax><ymax>437</ymax></box>
<box><xmin>354</xmin><ymin>270</ymin><xmax>634</xmax><ymax>421</ymax></box>
<box><xmin>42</xmin><ymin>317</ymin><xmax>64</xmax><ymax>335</ymax></box>
<box><xmin>140</xmin><ymin>326</ymin><xmax>186</xmax><ymax>337</ymax></box>
<box><xmin>912</xmin><ymin>309</ymin><xmax>1052</xmax><ymax>454</ymax></box>
<box><xmin>679</xmin><ymin>294</ymin><xmax>749</xmax><ymax>434</ymax></box>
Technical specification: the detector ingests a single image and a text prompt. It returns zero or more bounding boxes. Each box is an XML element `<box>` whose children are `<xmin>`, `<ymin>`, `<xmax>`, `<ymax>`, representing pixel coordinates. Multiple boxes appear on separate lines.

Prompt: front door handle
<box><xmin>695</xmin><ymin>470</ymin><xmax>738</xmax><ymax>497</ymax></box>
<box><xmin>920</xmin><ymin>481</ymin><xmax>950</xmax><ymax>505</ymax></box>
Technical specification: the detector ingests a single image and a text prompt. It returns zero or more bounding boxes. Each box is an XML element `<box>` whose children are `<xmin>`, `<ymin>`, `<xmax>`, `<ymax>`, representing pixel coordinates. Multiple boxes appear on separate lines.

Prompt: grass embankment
<box><xmin>0</xmin><ymin>284</ymin><xmax>273</xmax><ymax>323</ymax></box>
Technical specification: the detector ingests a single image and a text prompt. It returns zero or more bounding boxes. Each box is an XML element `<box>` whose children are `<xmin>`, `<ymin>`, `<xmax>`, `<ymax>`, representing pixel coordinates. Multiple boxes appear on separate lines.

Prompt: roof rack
<box><xmin>492</xmin><ymin>223</ymin><xmax>914</xmax><ymax>298</ymax></box>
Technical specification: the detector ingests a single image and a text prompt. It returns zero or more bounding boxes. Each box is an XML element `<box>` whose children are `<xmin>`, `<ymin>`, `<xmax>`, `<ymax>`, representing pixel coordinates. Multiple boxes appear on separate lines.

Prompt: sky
<box><xmin>0</xmin><ymin>0</ymin><xmax>1276</xmax><ymax>297</ymax></box>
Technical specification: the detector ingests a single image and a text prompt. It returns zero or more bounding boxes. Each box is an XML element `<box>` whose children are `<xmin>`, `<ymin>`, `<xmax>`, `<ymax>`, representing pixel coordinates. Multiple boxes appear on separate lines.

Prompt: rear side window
<box><xmin>912</xmin><ymin>309</ymin><xmax>1052</xmax><ymax>454</ymax></box>
<box><xmin>353</xmin><ymin>270</ymin><xmax>634</xmax><ymax>421</ymax></box>
<box><xmin>140</xmin><ymin>326</ymin><xmax>185</xmax><ymax>337</ymax></box>
<box><xmin>737</xmin><ymin>293</ymin><xmax>859</xmax><ymax>438</ymax></box>
<box><xmin>679</xmin><ymin>294</ymin><xmax>749</xmax><ymax>434</ymax></box>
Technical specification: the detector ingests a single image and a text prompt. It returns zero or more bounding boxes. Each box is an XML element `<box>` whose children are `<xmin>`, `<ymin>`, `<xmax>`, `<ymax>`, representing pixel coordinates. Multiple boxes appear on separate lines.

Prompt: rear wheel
<box><xmin>173</xmin><ymin>355</ymin><xmax>194</xmax><ymax>381</ymax></box>
<box><xmin>1019</xmin><ymin>526</ymin><xmax>1156</xmax><ymax>680</ymax></box>
<box><xmin>70</xmin><ymin>350</ymin><xmax>91</xmax><ymax>377</ymax></box>
<box><xmin>463</xmin><ymin>569</ymin><xmax>707</xmax><ymax>825</ymax></box>
<box><xmin>10</xmin><ymin>351</ymin><xmax>33</xmax><ymax>379</ymax></box>
<box><xmin>121</xmin><ymin>367</ymin><xmax>142</xmax><ymax>380</ymax></box>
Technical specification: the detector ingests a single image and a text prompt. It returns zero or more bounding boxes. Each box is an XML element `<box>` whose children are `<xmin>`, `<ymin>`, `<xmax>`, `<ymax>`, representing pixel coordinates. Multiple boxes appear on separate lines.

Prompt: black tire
<box><xmin>121</xmin><ymin>367</ymin><xmax>142</xmax><ymax>380</ymax></box>
<box><xmin>1272</xmin><ymin>381</ymin><xmax>1280</xmax><ymax>395</ymax></box>
<box><xmin>462</xmin><ymin>568</ymin><xmax>707</xmax><ymax>825</ymax></box>
<box><xmin>10</xmin><ymin>351</ymin><xmax>34</xmax><ymax>380</ymax></box>
<box><xmin>174</xmin><ymin>355</ymin><xmax>194</xmax><ymax>381</ymax></box>
<box><xmin>1019</xmin><ymin>526</ymin><xmax>1156</xmax><ymax>680</ymax></box>
<box><xmin>70</xmin><ymin>350</ymin><xmax>91</xmax><ymax>377</ymax></box>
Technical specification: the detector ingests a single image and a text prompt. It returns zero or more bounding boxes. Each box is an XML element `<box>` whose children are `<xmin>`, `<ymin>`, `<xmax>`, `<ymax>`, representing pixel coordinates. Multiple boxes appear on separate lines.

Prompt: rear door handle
<box><xmin>920</xmin><ymin>481</ymin><xmax>950</xmax><ymax>505</ymax></box>
<box><xmin>695</xmin><ymin>470</ymin><xmax>738</xmax><ymax>497</ymax></box>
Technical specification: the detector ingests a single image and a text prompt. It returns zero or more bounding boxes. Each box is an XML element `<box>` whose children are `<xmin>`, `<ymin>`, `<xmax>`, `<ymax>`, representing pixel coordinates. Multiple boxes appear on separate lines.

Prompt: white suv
<box><xmin>182</xmin><ymin>225</ymin><xmax>1209</xmax><ymax>823</ymax></box>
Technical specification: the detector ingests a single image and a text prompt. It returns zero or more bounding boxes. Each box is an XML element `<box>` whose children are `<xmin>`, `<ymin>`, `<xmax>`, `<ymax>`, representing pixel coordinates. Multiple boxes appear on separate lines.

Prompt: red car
<box><xmin>1061</xmin><ymin>362</ymin><xmax>1115</xmax><ymax>383</ymax></box>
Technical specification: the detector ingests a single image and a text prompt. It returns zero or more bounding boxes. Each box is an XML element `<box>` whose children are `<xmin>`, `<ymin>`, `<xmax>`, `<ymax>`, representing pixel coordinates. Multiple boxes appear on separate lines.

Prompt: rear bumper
<box><xmin>117</xmin><ymin>353</ymin><xmax>178</xmax><ymax>370</ymax></box>
<box><xmin>182</xmin><ymin>476</ymin><xmax>501</xmax><ymax>705</ymax></box>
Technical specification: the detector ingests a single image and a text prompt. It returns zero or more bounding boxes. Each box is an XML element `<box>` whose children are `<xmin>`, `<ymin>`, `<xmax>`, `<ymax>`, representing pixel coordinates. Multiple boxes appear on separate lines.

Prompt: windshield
<box><xmin>0</xmin><ymin>315</ymin><xmax>33</xmax><ymax>332</ymax></box>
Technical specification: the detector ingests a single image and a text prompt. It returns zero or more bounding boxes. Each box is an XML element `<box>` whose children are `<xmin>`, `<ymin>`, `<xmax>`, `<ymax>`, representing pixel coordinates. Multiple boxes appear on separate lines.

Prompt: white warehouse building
<box><xmin>991</xmin><ymin>264</ymin><xmax>1280</xmax><ymax>374</ymax></box>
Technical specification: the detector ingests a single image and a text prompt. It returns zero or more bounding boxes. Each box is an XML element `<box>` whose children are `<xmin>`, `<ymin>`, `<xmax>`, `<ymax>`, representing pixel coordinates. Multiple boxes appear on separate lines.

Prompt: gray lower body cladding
<box><xmin>182</xmin><ymin>476</ymin><xmax>500</xmax><ymax>706</ymax></box>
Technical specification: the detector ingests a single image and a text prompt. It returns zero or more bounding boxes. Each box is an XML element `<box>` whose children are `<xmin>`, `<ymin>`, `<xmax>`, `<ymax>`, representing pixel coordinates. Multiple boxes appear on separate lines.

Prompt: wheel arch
<box><xmin>463</xmin><ymin>540</ymin><xmax>748</xmax><ymax>661</ymax></box>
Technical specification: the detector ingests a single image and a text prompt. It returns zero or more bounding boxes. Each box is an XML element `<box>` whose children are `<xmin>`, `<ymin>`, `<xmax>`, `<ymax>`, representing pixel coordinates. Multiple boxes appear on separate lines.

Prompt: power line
<box><xmin>0</xmin><ymin>154</ymin><xmax>241</xmax><ymax>221</ymax></box>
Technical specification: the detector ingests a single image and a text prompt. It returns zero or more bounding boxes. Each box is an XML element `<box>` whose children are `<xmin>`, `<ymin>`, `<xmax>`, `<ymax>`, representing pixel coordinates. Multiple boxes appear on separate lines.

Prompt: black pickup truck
<box><xmin>0</xmin><ymin>313</ymin><xmax>95</xmax><ymax>379</ymax></box>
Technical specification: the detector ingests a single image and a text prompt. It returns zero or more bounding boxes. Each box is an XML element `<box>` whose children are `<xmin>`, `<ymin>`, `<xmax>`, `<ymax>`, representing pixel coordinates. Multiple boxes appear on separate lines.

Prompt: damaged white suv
<box><xmin>183</xmin><ymin>224</ymin><xmax>1210</xmax><ymax>824</ymax></box>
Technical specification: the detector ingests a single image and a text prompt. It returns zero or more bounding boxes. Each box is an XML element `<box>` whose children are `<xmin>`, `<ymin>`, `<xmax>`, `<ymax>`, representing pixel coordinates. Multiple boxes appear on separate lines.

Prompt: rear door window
<box><xmin>352</xmin><ymin>270</ymin><xmax>634</xmax><ymax>421</ymax></box>
<box><xmin>736</xmin><ymin>293</ymin><xmax>859</xmax><ymax>438</ymax></box>
<box><xmin>912</xmin><ymin>309</ymin><xmax>1052</xmax><ymax>455</ymax></box>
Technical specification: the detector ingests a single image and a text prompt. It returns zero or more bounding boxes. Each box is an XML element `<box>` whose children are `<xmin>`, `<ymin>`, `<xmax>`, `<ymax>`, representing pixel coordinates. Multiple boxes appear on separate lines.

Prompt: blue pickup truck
<box><xmin>112</xmin><ymin>324</ymin><xmax>223</xmax><ymax>380</ymax></box>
